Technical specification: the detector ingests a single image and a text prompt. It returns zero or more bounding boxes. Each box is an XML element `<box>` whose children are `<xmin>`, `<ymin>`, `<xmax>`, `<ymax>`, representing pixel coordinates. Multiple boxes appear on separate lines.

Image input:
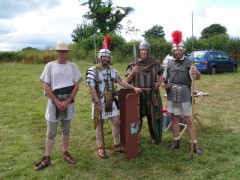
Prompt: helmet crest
<box><xmin>171</xmin><ymin>30</ymin><xmax>185</xmax><ymax>51</ymax></box>
<box><xmin>102</xmin><ymin>35</ymin><xmax>112</xmax><ymax>50</ymax></box>
<box><xmin>171</xmin><ymin>30</ymin><xmax>182</xmax><ymax>46</ymax></box>
<box><xmin>98</xmin><ymin>35</ymin><xmax>112</xmax><ymax>59</ymax></box>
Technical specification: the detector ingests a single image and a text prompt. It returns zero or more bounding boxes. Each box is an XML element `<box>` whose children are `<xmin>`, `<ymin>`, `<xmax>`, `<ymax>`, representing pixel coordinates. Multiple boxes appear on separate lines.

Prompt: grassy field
<box><xmin>0</xmin><ymin>61</ymin><xmax>240</xmax><ymax>180</ymax></box>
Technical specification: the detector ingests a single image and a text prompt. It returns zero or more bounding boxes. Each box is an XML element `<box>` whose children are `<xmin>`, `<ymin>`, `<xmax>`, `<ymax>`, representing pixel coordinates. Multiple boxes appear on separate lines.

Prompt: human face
<box><xmin>173</xmin><ymin>49</ymin><xmax>184</xmax><ymax>60</ymax></box>
<box><xmin>57</xmin><ymin>50</ymin><xmax>68</xmax><ymax>63</ymax></box>
<box><xmin>140</xmin><ymin>49</ymin><xmax>149</xmax><ymax>60</ymax></box>
<box><xmin>100</xmin><ymin>56</ymin><xmax>110</xmax><ymax>67</ymax></box>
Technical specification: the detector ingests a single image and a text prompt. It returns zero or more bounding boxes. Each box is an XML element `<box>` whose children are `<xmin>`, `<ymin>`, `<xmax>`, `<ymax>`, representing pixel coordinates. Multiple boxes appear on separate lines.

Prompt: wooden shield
<box><xmin>119</xmin><ymin>89</ymin><xmax>140</xmax><ymax>160</ymax></box>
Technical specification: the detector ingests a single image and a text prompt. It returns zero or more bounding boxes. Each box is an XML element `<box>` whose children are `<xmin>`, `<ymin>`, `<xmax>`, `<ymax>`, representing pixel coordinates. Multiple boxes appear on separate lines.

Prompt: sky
<box><xmin>1</xmin><ymin>0</ymin><xmax>240</xmax><ymax>51</ymax></box>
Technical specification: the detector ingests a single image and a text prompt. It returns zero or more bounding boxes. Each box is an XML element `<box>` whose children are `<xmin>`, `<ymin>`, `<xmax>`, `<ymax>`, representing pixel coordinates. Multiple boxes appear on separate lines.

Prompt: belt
<box><xmin>171</xmin><ymin>83</ymin><xmax>190</xmax><ymax>88</ymax></box>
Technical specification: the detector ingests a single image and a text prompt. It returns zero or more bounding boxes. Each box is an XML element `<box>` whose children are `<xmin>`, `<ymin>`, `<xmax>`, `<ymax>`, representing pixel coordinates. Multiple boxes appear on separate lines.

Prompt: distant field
<box><xmin>0</xmin><ymin>61</ymin><xmax>240</xmax><ymax>179</ymax></box>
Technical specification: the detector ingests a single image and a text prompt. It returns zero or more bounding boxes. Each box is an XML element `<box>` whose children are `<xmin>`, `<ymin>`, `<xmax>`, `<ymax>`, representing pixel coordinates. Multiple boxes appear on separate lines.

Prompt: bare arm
<box><xmin>43</xmin><ymin>83</ymin><xmax>60</xmax><ymax>105</ymax></box>
<box><xmin>154</xmin><ymin>75</ymin><xmax>164</xmax><ymax>90</ymax></box>
<box><xmin>89</xmin><ymin>86</ymin><xmax>100</xmax><ymax>104</ymax></box>
<box><xmin>190</xmin><ymin>65</ymin><xmax>201</xmax><ymax>80</ymax></box>
<box><xmin>43</xmin><ymin>81</ymin><xmax>79</xmax><ymax>111</ymax></box>
<box><xmin>67</xmin><ymin>82</ymin><xmax>80</xmax><ymax>103</ymax></box>
<box><xmin>89</xmin><ymin>86</ymin><xmax>103</xmax><ymax>113</ymax></box>
<box><xmin>126</xmin><ymin>66</ymin><xmax>138</xmax><ymax>83</ymax></box>
<box><xmin>116</xmin><ymin>78</ymin><xmax>141</xmax><ymax>93</ymax></box>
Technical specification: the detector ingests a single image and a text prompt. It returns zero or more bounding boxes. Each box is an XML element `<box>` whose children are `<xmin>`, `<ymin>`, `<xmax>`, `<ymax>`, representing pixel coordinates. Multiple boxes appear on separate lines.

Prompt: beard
<box><xmin>173</xmin><ymin>54</ymin><xmax>184</xmax><ymax>60</ymax></box>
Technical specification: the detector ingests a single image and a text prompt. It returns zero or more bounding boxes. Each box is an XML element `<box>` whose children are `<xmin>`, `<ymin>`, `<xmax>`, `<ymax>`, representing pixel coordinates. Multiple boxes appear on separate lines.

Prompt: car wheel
<box><xmin>209</xmin><ymin>66</ymin><xmax>216</xmax><ymax>74</ymax></box>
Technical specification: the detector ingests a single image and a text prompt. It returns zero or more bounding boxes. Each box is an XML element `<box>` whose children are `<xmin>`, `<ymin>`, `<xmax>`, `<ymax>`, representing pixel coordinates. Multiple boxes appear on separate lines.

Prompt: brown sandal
<box><xmin>34</xmin><ymin>156</ymin><xmax>51</xmax><ymax>171</ymax></box>
<box><xmin>98</xmin><ymin>147</ymin><xmax>108</xmax><ymax>159</ymax></box>
<box><xmin>63</xmin><ymin>151</ymin><xmax>77</xmax><ymax>164</ymax></box>
<box><xmin>113</xmin><ymin>144</ymin><xmax>125</xmax><ymax>153</ymax></box>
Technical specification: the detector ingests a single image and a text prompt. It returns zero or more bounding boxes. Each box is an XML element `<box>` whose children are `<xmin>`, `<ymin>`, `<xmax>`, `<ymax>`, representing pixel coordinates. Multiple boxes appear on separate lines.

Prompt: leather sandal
<box><xmin>34</xmin><ymin>156</ymin><xmax>51</xmax><ymax>171</ymax></box>
<box><xmin>63</xmin><ymin>151</ymin><xmax>77</xmax><ymax>164</ymax></box>
<box><xmin>113</xmin><ymin>144</ymin><xmax>125</xmax><ymax>153</ymax></box>
<box><xmin>98</xmin><ymin>147</ymin><xmax>108</xmax><ymax>159</ymax></box>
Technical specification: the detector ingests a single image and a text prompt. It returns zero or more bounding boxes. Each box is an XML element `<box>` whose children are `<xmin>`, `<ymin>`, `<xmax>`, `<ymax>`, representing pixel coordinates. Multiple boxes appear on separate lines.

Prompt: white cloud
<box><xmin>0</xmin><ymin>0</ymin><xmax>85</xmax><ymax>51</ymax></box>
<box><xmin>1</xmin><ymin>0</ymin><xmax>240</xmax><ymax>51</ymax></box>
<box><xmin>0</xmin><ymin>0</ymin><xmax>61</xmax><ymax>19</ymax></box>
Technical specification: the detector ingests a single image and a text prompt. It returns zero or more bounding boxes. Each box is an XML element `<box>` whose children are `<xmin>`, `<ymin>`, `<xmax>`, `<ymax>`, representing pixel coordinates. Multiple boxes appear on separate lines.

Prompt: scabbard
<box><xmin>94</xmin><ymin>108</ymin><xmax>105</xmax><ymax>152</ymax></box>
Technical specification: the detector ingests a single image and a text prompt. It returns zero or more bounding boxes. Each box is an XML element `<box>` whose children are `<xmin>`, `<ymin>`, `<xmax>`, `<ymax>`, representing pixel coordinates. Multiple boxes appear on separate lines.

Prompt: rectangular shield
<box><xmin>119</xmin><ymin>89</ymin><xmax>140</xmax><ymax>160</ymax></box>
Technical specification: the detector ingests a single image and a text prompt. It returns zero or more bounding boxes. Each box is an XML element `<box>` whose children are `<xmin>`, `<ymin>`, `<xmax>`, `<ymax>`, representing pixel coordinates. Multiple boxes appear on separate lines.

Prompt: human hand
<box><xmin>190</xmin><ymin>65</ymin><xmax>198</xmax><ymax>74</ymax></box>
<box><xmin>190</xmin><ymin>65</ymin><xmax>199</xmax><ymax>79</ymax></box>
<box><xmin>154</xmin><ymin>82</ymin><xmax>161</xmax><ymax>90</ymax></box>
<box><xmin>134</xmin><ymin>87</ymin><xmax>142</xmax><ymax>93</ymax></box>
<box><xmin>57</xmin><ymin>100</ymin><xmax>69</xmax><ymax>111</ymax></box>
<box><xmin>131</xmin><ymin>66</ymin><xmax>139</xmax><ymax>75</ymax></box>
<box><xmin>161</xmin><ymin>82</ymin><xmax>171</xmax><ymax>90</ymax></box>
<box><xmin>96</xmin><ymin>104</ymin><xmax>103</xmax><ymax>113</ymax></box>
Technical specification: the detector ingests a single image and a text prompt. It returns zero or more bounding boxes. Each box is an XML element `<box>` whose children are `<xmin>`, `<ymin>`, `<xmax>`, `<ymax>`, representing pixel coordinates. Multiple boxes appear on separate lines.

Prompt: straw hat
<box><xmin>55</xmin><ymin>42</ymin><xmax>73</xmax><ymax>51</ymax></box>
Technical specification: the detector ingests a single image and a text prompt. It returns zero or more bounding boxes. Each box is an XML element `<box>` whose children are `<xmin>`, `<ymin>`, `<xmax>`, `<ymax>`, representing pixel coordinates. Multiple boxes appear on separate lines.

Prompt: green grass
<box><xmin>0</xmin><ymin>61</ymin><xmax>240</xmax><ymax>180</ymax></box>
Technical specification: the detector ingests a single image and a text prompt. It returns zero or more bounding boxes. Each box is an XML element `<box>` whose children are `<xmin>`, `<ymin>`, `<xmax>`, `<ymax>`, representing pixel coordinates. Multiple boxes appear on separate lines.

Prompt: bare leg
<box><xmin>45</xmin><ymin>137</ymin><xmax>55</xmax><ymax>156</ymax></box>
<box><xmin>170</xmin><ymin>114</ymin><xmax>181</xmax><ymax>150</ymax></box>
<box><xmin>111</xmin><ymin>116</ymin><xmax>121</xmax><ymax>145</ymax></box>
<box><xmin>62</xmin><ymin>134</ymin><xmax>69</xmax><ymax>152</ymax></box>
<box><xmin>96</xmin><ymin>119</ymin><xmax>104</xmax><ymax>147</ymax></box>
<box><xmin>184</xmin><ymin>115</ymin><xmax>203</xmax><ymax>155</ymax></box>
<box><xmin>184</xmin><ymin>115</ymin><xmax>197</xmax><ymax>142</ymax></box>
<box><xmin>172</xmin><ymin>114</ymin><xmax>181</xmax><ymax>139</ymax></box>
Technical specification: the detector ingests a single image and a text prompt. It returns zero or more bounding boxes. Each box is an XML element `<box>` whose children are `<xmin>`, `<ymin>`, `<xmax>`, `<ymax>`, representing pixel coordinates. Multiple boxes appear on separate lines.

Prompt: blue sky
<box><xmin>1</xmin><ymin>0</ymin><xmax>240</xmax><ymax>51</ymax></box>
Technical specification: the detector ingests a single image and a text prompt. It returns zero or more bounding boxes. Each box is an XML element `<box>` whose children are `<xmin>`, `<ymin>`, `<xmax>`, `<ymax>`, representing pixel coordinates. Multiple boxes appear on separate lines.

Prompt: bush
<box><xmin>1</xmin><ymin>34</ymin><xmax>240</xmax><ymax>64</ymax></box>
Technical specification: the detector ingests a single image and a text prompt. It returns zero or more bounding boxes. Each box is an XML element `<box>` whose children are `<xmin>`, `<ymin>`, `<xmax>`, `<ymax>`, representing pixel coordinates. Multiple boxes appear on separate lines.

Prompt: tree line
<box><xmin>0</xmin><ymin>0</ymin><xmax>239</xmax><ymax>64</ymax></box>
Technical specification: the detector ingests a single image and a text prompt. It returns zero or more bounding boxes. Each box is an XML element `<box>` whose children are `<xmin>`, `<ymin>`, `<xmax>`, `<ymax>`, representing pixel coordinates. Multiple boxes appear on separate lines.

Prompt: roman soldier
<box><xmin>125</xmin><ymin>40</ymin><xmax>164</xmax><ymax>144</ymax></box>
<box><xmin>86</xmin><ymin>36</ymin><xmax>141</xmax><ymax>158</ymax></box>
<box><xmin>162</xmin><ymin>30</ymin><xmax>203</xmax><ymax>155</ymax></box>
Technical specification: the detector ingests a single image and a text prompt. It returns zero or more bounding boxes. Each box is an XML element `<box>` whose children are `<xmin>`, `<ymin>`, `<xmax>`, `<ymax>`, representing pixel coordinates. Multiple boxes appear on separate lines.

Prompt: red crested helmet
<box><xmin>98</xmin><ymin>49</ymin><xmax>111</xmax><ymax>58</ymax></box>
<box><xmin>172</xmin><ymin>42</ymin><xmax>185</xmax><ymax>51</ymax></box>
<box><xmin>171</xmin><ymin>30</ymin><xmax>185</xmax><ymax>51</ymax></box>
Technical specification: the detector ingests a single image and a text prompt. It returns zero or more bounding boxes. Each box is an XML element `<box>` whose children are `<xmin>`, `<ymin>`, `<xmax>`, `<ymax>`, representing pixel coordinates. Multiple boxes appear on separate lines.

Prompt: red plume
<box><xmin>171</xmin><ymin>30</ymin><xmax>182</xmax><ymax>46</ymax></box>
<box><xmin>102</xmin><ymin>35</ymin><xmax>112</xmax><ymax>50</ymax></box>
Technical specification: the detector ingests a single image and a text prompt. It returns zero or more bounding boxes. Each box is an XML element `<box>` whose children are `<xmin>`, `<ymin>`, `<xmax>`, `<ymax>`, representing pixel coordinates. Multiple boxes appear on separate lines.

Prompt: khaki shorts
<box><xmin>46</xmin><ymin>120</ymin><xmax>71</xmax><ymax>138</ymax></box>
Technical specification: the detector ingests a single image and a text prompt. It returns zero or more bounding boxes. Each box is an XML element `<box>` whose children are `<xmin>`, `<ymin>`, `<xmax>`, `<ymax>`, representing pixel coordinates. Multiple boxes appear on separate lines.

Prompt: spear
<box><xmin>191</xmin><ymin>64</ymin><xmax>196</xmax><ymax>159</ymax></box>
<box><xmin>133</xmin><ymin>43</ymin><xmax>137</xmax><ymax>65</ymax></box>
<box><xmin>191</xmin><ymin>11</ymin><xmax>196</xmax><ymax>159</ymax></box>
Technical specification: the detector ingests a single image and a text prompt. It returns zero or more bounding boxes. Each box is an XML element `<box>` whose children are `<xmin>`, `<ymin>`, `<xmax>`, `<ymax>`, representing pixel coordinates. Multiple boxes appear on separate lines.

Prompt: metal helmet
<box><xmin>171</xmin><ymin>42</ymin><xmax>185</xmax><ymax>51</ymax></box>
<box><xmin>98</xmin><ymin>49</ymin><xmax>111</xmax><ymax>58</ymax></box>
<box><xmin>139</xmin><ymin>40</ymin><xmax>150</xmax><ymax>50</ymax></box>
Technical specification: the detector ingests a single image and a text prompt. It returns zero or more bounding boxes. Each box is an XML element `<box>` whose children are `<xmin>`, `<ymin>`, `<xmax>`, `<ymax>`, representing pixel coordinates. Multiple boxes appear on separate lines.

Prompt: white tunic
<box><xmin>40</xmin><ymin>61</ymin><xmax>82</xmax><ymax>122</ymax></box>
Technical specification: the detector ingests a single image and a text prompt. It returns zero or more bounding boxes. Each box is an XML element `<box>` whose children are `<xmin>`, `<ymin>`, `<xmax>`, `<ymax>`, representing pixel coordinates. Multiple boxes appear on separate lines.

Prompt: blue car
<box><xmin>189</xmin><ymin>50</ymin><xmax>238</xmax><ymax>74</ymax></box>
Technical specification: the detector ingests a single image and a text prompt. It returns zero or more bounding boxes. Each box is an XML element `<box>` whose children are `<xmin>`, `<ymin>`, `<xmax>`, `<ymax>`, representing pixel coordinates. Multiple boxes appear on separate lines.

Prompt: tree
<box><xmin>184</xmin><ymin>36</ymin><xmax>202</xmax><ymax>53</ymax></box>
<box><xmin>142</xmin><ymin>25</ymin><xmax>165</xmax><ymax>39</ymax></box>
<box><xmin>22</xmin><ymin>47</ymin><xmax>39</xmax><ymax>51</ymax></box>
<box><xmin>229</xmin><ymin>37</ymin><xmax>240</xmax><ymax>63</ymax></box>
<box><xmin>79</xmin><ymin>0</ymin><xmax>134</xmax><ymax>35</ymax></box>
<box><xmin>71</xmin><ymin>23</ymin><xmax>96</xmax><ymax>43</ymax></box>
<box><xmin>201</xmin><ymin>23</ymin><xmax>227</xmax><ymax>39</ymax></box>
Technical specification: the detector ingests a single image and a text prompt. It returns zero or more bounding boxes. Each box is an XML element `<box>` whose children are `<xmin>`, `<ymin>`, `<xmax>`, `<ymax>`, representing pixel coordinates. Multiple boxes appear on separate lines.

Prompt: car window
<box><xmin>208</xmin><ymin>52</ymin><xmax>214</xmax><ymax>60</ymax></box>
<box><xmin>194</xmin><ymin>52</ymin><xmax>205</xmax><ymax>59</ymax></box>
<box><xmin>221</xmin><ymin>52</ymin><xmax>229</xmax><ymax>60</ymax></box>
<box><xmin>213</xmin><ymin>52</ymin><xmax>222</xmax><ymax>59</ymax></box>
